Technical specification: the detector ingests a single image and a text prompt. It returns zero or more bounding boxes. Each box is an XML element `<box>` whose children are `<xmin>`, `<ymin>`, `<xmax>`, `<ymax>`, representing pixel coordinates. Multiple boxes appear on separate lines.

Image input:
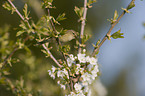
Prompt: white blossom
<box><xmin>57</xmin><ymin>68</ymin><xmax>69</xmax><ymax>78</ymax></box>
<box><xmin>67</xmin><ymin>58</ymin><xmax>73</xmax><ymax>67</ymax></box>
<box><xmin>82</xmin><ymin>81</ymin><xmax>88</xmax><ymax>86</ymax></box>
<box><xmin>57</xmin><ymin>70</ymin><xmax>65</xmax><ymax>78</ymax></box>
<box><xmin>86</xmin><ymin>56</ymin><xmax>90</xmax><ymax>63</ymax></box>
<box><xmin>91</xmin><ymin>65</ymin><xmax>99</xmax><ymax>80</ymax></box>
<box><xmin>89</xmin><ymin>57</ymin><xmax>98</xmax><ymax>65</ymax></box>
<box><xmin>91</xmin><ymin>70</ymin><xmax>98</xmax><ymax>80</ymax></box>
<box><xmin>48</xmin><ymin>70</ymin><xmax>55</xmax><ymax>79</ymax></box>
<box><xmin>48</xmin><ymin>52</ymin><xmax>100</xmax><ymax>96</ymax></box>
<box><xmin>51</xmin><ymin>65</ymin><xmax>56</xmax><ymax>73</ymax></box>
<box><xmin>74</xmin><ymin>83</ymin><xmax>82</xmax><ymax>91</ymax></box>
<box><xmin>75</xmin><ymin>64</ymin><xmax>81</xmax><ymax>74</ymax></box>
<box><xmin>81</xmin><ymin>72</ymin><xmax>91</xmax><ymax>82</ymax></box>
<box><xmin>76</xmin><ymin>64</ymin><xmax>81</xmax><ymax>68</ymax></box>
<box><xmin>57</xmin><ymin>81</ymin><xmax>60</xmax><ymax>84</ymax></box>
<box><xmin>77</xmin><ymin>53</ymin><xmax>86</xmax><ymax>63</ymax></box>
<box><xmin>62</xmin><ymin>68</ymin><xmax>69</xmax><ymax>79</ymax></box>
<box><xmin>94</xmin><ymin>65</ymin><xmax>99</xmax><ymax>72</ymax></box>
<box><xmin>69</xmin><ymin>54</ymin><xmax>75</xmax><ymax>61</ymax></box>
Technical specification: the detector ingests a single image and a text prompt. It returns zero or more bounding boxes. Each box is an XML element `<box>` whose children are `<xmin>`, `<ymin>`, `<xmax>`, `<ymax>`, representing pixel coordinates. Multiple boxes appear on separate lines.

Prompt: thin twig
<box><xmin>7</xmin><ymin>0</ymin><xmax>24</xmax><ymax>20</ymax></box>
<box><xmin>42</xmin><ymin>44</ymin><xmax>62</xmax><ymax>67</ymax></box>
<box><xmin>78</xmin><ymin>0</ymin><xmax>88</xmax><ymax>53</ymax></box>
<box><xmin>91</xmin><ymin>0</ymin><xmax>135</xmax><ymax>57</ymax></box>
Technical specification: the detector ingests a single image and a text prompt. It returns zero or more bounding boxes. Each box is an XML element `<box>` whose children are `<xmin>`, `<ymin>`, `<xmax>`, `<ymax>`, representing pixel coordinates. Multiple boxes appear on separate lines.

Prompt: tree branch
<box><xmin>42</xmin><ymin>44</ymin><xmax>62</xmax><ymax>68</ymax></box>
<box><xmin>78</xmin><ymin>0</ymin><xmax>88</xmax><ymax>53</ymax></box>
<box><xmin>91</xmin><ymin>0</ymin><xmax>135</xmax><ymax>57</ymax></box>
<box><xmin>7</xmin><ymin>0</ymin><xmax>24</xmax><ymax>20</ymax></box>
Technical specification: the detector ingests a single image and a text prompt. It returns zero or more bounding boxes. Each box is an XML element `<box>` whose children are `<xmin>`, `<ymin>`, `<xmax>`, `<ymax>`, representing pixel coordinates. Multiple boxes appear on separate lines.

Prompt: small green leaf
<box><xmin>19</xmin><ymin>21</ymin><xmax>27</xmax><ymax>30</ymax></box>
<box><xmin>113</xmin><ymin>10</ymin><xmax>118</xmax><ymax>20</ymax></box>
<box><xmin>52</xmin><ymin>17</ymin><xmax>60</xmax><ymax>25</ymax></box>
<box><xmin>2</xmin><ymin>2</ymin><xmax>12</xmax><ymax>11</ymax></box>
<box><xmin>111</xmin><ymin>29</ymin><xmax>124</xmax><ymax>39</ymax></box>
<box><xmin>56</xmin><ymin>13</ymin><xmax>66</xmax><ymax>21</ymax></box>
<box><xmin>82</xmin><ymin>34</ymin><xmax>91</xmax><ymax>44</ymax></box>
<box><xmin>92</xmin><ymin>39</ymin><xmax>101</xmax><ymax>49</ymax></box>
<box><xmin>59</xmin><ymin>45</ymin><xmax>70</xmax><ymax>53</ymax></box>
<box><xmin>74</xmin><ymin>6</ymin><xmax>84</xmax><ymax>18</ymax></box>
<box><xmin>7</xmin><ymin>58</ymin><xmax>12</xmax><ymax>67</ymax></box>
<box><xmin>127</xmin><ymin>1</ymin><xmax>135</xmax><ymax>10</ymax></box>
<box><xmin>16</xmin><ymin>30</ymin><xmax>25</xmax><ymax>36</ymax></box>
<box><xmin>23</xmin><ymin>3</ymin><xmax>30</xmax><ymax>20</ymax></box>
<box><xmin>2</xmin><ymin>2</ymin><xmax>16</xmax><ymax>14</ymax></box>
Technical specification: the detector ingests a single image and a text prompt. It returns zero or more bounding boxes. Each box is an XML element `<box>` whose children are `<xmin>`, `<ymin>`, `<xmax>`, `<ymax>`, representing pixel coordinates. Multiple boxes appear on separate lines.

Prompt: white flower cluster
<box><xmin>48</xmin><ymin>49</ymin><xmax>99</xmax><ymax>96</ymax></box>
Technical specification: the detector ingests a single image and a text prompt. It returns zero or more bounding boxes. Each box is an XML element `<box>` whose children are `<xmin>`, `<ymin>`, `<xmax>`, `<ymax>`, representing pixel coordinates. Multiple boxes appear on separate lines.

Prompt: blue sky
<box><xmin>91</xmin><ymin>0</ymin><xmax>145</xmax><ymax>96</ymax></box>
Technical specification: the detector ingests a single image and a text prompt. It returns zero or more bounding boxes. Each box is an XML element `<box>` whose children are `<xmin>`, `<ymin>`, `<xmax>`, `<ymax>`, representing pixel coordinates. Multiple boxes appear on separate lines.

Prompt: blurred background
<box><xmin>0</xmin><ymin>0</ymin><xmax>145</xmax><ymax>96</ymax></box>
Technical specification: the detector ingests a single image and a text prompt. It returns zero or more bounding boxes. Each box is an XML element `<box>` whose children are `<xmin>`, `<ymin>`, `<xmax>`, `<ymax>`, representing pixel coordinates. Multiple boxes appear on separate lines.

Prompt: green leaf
<box><xmin>23</xmin><ymin>3</ymin><xmax>30</xmax><ymax>20</ymax></box>
<box><xmin>56</xmin><ymin>13</ymin><xmax>66</xmax><ymax>21</ymax></box>
<box><xmin>74</xmin><ymin>6</ymin><xmax>84</xmax><ymax>18</ymax></box>
<box><xmin>127</xmin><ymin>1</ymin><xmax>135</xmax><ymax>10</ymax></box>
<box><xmin>59</xmin><ymin>45</ymin><xmax>70</xmax><ymax>53</ymax></box>
<box><xmin>16</xmin><ymin>30</ymin><xmax>25</xmax><ymax>36</ymax></box>
<box><xmin>82</xmin><ymin>34</ymin><xmax>91</xmax><ymax>44</ymax></box>
<box><xmin>92</xmin><ymin>39</ymin><xmax>100</xmax><ymax>49</ymax></box>
<box><xmin>2</xmin><ymin>2</ymin><xmax>12</xmax><ymax>11</ymax></box>
<box><xmin>113</xmin><ymin>10</ymin><xmax>118</xmax><ymax>20</ymax></box>
<box><xmin>2</xmin><ymin>2</ymin><xmax>16</xmax><ymax>14</ymax></box>
<box><xmin>111</xmin><ymin>29</ymin><xmax>124</xmax><ymax>39</ymax></box>
<box><xmin>45</xmin><ymin>16</ymin><xmax>60</xmax><ymax>25</ymax></box>
<box><xmin>19</xmin><ymin>21</ymin><xmax>27</xmax><ymax>30</ymax></box>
